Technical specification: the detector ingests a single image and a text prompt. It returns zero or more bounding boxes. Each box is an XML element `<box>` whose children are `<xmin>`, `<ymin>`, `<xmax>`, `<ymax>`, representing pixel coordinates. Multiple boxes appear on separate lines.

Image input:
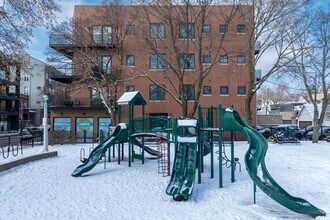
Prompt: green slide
<box><xmin>72</xmin><ymin>123</ymin><xmax>128</xmax><ymax>177</ymax></box>
<box><xmin>166</xmin><ymin>142</ymin><xmax>197</xmax><ymax>201</ymax></box>
<box><xmin>132</xmin><ymin>137</ymin><xmax>161</xmax><ymax>156</ymax></box>
<box><xmin>224</xmin><ymin>109</ymin><xmax>326</xmax><ymax>218</ymax></box>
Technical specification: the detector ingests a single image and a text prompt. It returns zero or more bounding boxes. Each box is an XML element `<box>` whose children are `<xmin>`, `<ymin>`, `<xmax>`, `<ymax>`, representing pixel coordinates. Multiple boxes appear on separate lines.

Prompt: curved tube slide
<box><xmin>227</xmin><ymin>110</ymin><xmax>326</xmax><ymax>218</ymax></box>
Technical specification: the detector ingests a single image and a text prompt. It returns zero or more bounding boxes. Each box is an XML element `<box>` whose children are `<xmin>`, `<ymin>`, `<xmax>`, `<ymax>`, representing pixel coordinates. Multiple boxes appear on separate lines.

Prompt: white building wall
<box><xmin>20</xmin><ymin>56</ymin><xmax>46</xmax><ymax>109</ymax></box>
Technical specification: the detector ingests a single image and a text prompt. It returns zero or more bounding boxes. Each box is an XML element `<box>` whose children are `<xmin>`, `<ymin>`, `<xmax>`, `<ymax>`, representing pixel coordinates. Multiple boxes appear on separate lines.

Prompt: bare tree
<box><xmin>47</xmin><ymin>1</ymin><xmax>138</xmax><ymax>124</ymax></box>
<box><xmin>237</xmin><ymin>0</ymin><xmax>311</xmax><ymax>124</ymax></box>
<box><xmin>0</xmin><ymin>0</ymin><xmax>59</xmax><ymax>64</ymax></box>
<box><xmin>135</xmin><ymin>0</ymin><xmax>245</xmax><ymax>117</ymax></box>
<box><xmin>285</xmin><ymin>8</ymin><xmax>330</xmax><ymax>143</ymax></box>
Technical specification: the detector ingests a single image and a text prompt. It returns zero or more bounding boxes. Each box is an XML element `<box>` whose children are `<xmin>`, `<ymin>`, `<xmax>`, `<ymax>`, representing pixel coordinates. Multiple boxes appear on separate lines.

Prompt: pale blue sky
<box><xmin>27</xmin><ymin>0</ymin><xmax>330</xmax><ymax>64</ymax></box>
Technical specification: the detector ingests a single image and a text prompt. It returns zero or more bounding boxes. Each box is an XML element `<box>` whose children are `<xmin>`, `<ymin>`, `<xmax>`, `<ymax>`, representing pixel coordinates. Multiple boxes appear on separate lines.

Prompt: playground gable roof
<box><xmin>117</xmin><ymin>91</ymin><xmax>147</xmax><ymax>106</ymax></box>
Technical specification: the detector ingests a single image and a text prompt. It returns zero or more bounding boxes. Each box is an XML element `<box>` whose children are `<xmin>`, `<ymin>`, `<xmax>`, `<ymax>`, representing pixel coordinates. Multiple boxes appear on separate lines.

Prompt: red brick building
<box><xmin>49</xmin><ymin>4</ymin><xmax>256</xmax><ymax>142</ymax></box>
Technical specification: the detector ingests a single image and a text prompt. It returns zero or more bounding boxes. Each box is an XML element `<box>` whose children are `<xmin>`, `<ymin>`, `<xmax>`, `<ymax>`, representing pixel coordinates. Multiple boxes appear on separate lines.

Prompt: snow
<box><xmin>177</xmin><ymin>119</ymin><xmax>197</xmax><ymax>127</ymax></box>
<box><xmin>177</xmin><ymin>136</ymin><xmax>197</xmax><ymax>143</ymax></box>
<box><xmin>0</xmin><ymin>141</ymin><xmax>329</xmax><ymax>220</ymax></box>
<box><xmin>117</xmin><ymin>91</ymin><xmax>139</xmax><ymax>105</ymax></box>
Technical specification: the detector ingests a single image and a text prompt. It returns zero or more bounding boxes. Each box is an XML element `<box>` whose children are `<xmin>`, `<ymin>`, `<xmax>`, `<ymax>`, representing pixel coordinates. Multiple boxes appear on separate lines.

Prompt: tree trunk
<box><xmin>245</xmin><ymin>89</ymin><xmax>254</xmax><ymax>125</ymax></box>
<box><xmin>312</xmin><ymin>110</ymin><xmax>319</xmax><ymax>143</ymax></box>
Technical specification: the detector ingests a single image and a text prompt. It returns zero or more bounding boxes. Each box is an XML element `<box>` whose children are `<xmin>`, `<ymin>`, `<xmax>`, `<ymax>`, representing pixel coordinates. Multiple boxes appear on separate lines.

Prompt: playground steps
<box><xmin>157</xmin><ymin>141</ymin><xmax>169</xmax><ymax>177</ymax></box>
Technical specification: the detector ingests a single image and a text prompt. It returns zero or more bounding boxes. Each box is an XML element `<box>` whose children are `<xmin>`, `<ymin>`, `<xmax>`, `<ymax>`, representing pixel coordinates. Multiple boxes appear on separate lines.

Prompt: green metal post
<box><xmin>210</xmin><ymin>105</ymin><xmax>214</xmax><ymax>179</ymax></box>
<box><xmin>113</xmin><ymin>141</ymin><xmax>115</xmax><ymax>158</ymax></box>
<box><xmin>117</xmin><ymin>143</ymin><xmax>120</xmax><ymax>164</ymax></box>
<box><xmin>99</xmin><ymin>129</ymin><xmax>104</xmax><ymax>143</ymax></box>
<box><xmin>231</xmin><ymin>131</ymin><xmax>235</xmax><ymax>182</ymax></box>
<box><xmin>254</xmin><ymin>183</ymin><xmax>257</xmax><ymax>204</ymax></box>
<box><xmin>142</xmin><ymin>105</ymin><xmax>145</xmax><ymax>164</ymax></box>
<box><xmin>197</xmin><ymin>104</ymin><xmax>202</xmax><ymax>184</ymax></box>
<box><xmin>128</xmin><ymin>105</ymin><xmax>132</xmax><ymax>167</ymax></box>
<box><xmin>218</xmin><ymin>104</ymin><xmax>223</xmax><ymax>188</ymax></box>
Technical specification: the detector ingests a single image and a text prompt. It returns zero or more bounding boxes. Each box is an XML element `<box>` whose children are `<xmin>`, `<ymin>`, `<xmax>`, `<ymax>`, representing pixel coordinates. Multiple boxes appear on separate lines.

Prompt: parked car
<box><xmin>300</xmin><ymin>125</ymin><xmax>330</xmax><ymax>138</ymax></box>
<box><xmin>270</xmin><ymin>124</ymin><xmax>304</xmax><ymax>140</ymax></box>
<box><xmin>20</xmin><ymin>128</ymin><xmax>33</xmax><ymax>140</ymax></box>
<box><xmin>24</xmin><ymin>127</ymin><xmax>43</xmax><ymax>137</ymax></box>
<box><xmin>299</xmin><ymin>125</ymin><xmax>314</xmax><ymax>137</ymax></box>
<box><xmin>256</xmin><ymin>125</ymin><xmax>271</xmax><ymax>139</ymax></box>
<box><xmin>306</xmin><ymin>127</ymin><xmax>330</xmax><ymax>140</ymax></box>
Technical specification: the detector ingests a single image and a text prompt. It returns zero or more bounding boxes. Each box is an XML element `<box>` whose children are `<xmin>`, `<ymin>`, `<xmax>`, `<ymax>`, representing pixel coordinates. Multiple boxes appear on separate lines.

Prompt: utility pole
<box><xmin>43</xmin><ymin>95</ymin><xmax>49</xmax><ymax>152</ymax></box>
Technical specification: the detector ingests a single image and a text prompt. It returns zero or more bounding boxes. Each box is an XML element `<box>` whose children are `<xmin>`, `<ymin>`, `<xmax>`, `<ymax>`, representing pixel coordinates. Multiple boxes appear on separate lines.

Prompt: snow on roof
<box><xmin>117</xmin><ymin>91</ymin><xmax>139</xmax><ymax>104</ymax></box>
<box><xmin>177</xmin><ymin>119</ymin><xmax>197</xmax><ymax>127</ymax></box>
<box><xmin>299</xmin><ymin>104</ymin><xmax>322</xmax><ymax>118</ymax></box>
<box><xmin>117</xmin><ymin>91</ymin><xmax>146</xmax><ymax>106</ymax></box>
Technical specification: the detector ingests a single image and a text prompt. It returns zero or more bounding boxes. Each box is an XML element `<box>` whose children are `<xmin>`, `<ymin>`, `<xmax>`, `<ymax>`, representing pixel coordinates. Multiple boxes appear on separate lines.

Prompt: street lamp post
<box><xmin>43</xmin><ymin>95</ymin><xmax>49</xmax><ymax>152</ymax></box>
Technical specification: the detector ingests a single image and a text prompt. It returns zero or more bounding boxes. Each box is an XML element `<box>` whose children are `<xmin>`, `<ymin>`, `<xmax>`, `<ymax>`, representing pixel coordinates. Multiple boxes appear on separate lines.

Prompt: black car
<box><xmin>257</xmin><ymin>125</ymin><xmax>271</xmax><ymax>139</ymax></box>
<box><xmin>270</xmin><ymin>124</ymin><xmax>304</xmax><ymax>140</ymax></box>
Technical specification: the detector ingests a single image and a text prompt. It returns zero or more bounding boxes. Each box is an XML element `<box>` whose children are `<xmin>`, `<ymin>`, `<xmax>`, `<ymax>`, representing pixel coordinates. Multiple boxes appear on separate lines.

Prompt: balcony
<box><xmin>49</xmin><ymin>34</ymin><xmax>118</xmax><ymax>59</ymax></box>
<box><xmin>0</xmin><ymin>93</ymin><xmax>19</xmax><ymax>100</ymax></box>
<box><xmin>49</xmin><ymin>34</ymin><xmax>75</xmax><ymax>59</ymax></box>
<box><xmin>0</xmin><ymin>106</ymin><xmax>19</xmax><ymax>116</ymax></box>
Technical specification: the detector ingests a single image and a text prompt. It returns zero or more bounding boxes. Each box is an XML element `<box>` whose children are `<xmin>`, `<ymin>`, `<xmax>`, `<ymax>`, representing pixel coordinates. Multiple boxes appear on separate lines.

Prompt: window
<box><xmin>91</xmin><ymin>88</ymin><xmax>102</xmax><ymax>106</ymax></box>
<box><xmin>183</xmin><ymin>84</ymin><xmax>195</xmax><ymax>100</ymax></box>
<box><xmin>23</xmin><ymin>86</ymin><xmax>29</xmax><ymax>95</ymax></box>
<box><xmin>219</xmin><ymin>25</ymin><xmax>228</xmax><ymax>34</ymax></box>
<box><xmin>23</xmin><ymin>74</ymin><xmax>28</xmax><ymax>82</ymax></box>
<box><xmin>237</xmin><ymin>25</ymin><xmax>245</xmax><ymax>34</ymax></box>
<box><xmin>179</xmin><ymin>23</ymin><xmax>195</xmax><ymax>39</ymax></box>
<box><xmin>150</xmin><ymin>23</ymin><xmax>165</xmax><ymax>39</ymax></box>
<box><xmin>126</xmin><ymin>24</ymin><xmax>135</xmax><ymax>35</ymax></box>
<box><xmin>37</xmin><ymin>86</ymin><xmax>41</xmax><ymax>90</ymax></box>
<box><xmin>36</xmin><ymin>101</ymin><xmax>41</xmax><ymax>104</ymax></box>
<box><xmin>54</xmin><ymin>118</ymin><xmax>71</xmax><ymax>131</ymax></box>
<box><xmin>126</xmin><ymin>55</ymin><xmax>135</xmax><ymax>67</ymax></box>
<box><xmin>179</xmin><ymin>53</ymin><xmax>195</xmax><ymax>69</ymax></box>
<box><xmin>203</xmin><ymin>86</ymin><xmax>211</xmax><ymax>95</ymax></box>
<box><xmin>237</xmin><ymin>86</ymin><xmax>246</xmax><ymax>95</ymax></box>
<box><xmin>92</xmin><ymin>25</ymin><xmax>112</xmax><ymax>44</ymax></box>
<box><xmin>0</xmin><ymin>69</ymin><xmax>5</xmax><ymax>79</ymax></box>
<box><xmin>220</xmin><ymin>55</ymin><xmax>228</xmax><ymax>64</ymax></box>
<box><xmin>237</xmin><ymin>55</ymin><xmax>246</xmax><ymax>64</ymax></box>
<box><xmin>220</xmin><ymin>86</ymin><xmax>229</xmax><ymax>95</ymax></box>
<box><xmin>202</xmin><ymin>25</ymin><xmax>211</xmax><ymax>34</ymax></box>
<box><xmin>150</xmin><ymin>53</ymin><xmax>165</xmax><ymax>69</ymax></box>
<box><xmin>126</xmin><ymin>86</ymin><xmax>135</xmax><ymax>92</ymax></box>
<box><xmin>202</xmin><ymin>55</ymin><xmax>211</xmax><ymax>64</ymax></box>
<box><xmin>100</xmin><ymin>56</ymin><xmax>112</xmax><ymax>74</ymax></box>
<box><xmin>149</xmin><ymin>84</ymin><xmax>165</xmax><ymax>100</ymax></box>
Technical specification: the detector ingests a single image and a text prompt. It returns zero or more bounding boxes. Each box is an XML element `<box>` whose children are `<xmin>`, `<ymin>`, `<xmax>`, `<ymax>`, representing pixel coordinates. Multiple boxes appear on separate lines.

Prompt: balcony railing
<box><xmin>49</xmin><ymin>34</ymin><xmax>73</xmax><ymax>46</ymax></box>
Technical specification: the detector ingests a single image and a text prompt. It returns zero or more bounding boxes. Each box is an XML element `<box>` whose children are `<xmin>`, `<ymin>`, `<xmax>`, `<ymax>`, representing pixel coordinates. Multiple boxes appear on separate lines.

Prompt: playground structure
<box><xmin>72</xmin><ymin>91</ymin><xmax>326</xmax><ymax>218</ymax></box>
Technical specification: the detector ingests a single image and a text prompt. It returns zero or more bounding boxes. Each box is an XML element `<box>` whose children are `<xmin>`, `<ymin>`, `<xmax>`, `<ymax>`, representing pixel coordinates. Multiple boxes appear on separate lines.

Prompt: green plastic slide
<box><xmin>132</xmin><ymin>137</ymin><xmax>162</xmax><ymax>156</ymax></box>
<box><xmin>224</xmin><ymin>109</ymin><xmax>326</xmax><ymax>218</ymax></box>
<box><xmin>166</xmin><ymin>142</ymin><xmax>197</xmax><ymax>201</ymax></box>
<box><xmin>72</xmin><ymin>123</ymin><xmax>128</xmax><ymax>177</ymax></box>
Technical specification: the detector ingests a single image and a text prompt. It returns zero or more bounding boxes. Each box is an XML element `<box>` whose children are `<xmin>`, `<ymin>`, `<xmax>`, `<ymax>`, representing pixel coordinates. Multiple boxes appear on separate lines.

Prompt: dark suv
<box><xmin>306</xmin><ymin>126</ymin><xmax>330</xmax><ymax>140</ymax></box>
<box><xmin>270</xmin><ymin>124</ymin><xmax>304</xmax><ymax>140</ymax></box>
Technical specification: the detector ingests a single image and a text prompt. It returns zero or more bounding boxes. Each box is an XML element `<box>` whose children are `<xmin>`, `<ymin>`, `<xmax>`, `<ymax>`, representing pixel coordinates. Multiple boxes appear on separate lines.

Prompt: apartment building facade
<box><xmin>49</xmin><ymin>4</ymin><xmax>256</xmax><ymax>142</ymax></box>
<box><xmin>0</xmin><ymin>60</ymin><xmax>20</xmax><ymax>132</ymax></box>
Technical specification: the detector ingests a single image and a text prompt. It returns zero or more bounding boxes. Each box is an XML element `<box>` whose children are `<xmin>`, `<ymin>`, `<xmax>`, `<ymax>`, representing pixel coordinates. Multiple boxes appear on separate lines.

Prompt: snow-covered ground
<box><xmin>0</xmin><ymin>141</ymin><xmax>329</xmax><ymax>220</ymax></box>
